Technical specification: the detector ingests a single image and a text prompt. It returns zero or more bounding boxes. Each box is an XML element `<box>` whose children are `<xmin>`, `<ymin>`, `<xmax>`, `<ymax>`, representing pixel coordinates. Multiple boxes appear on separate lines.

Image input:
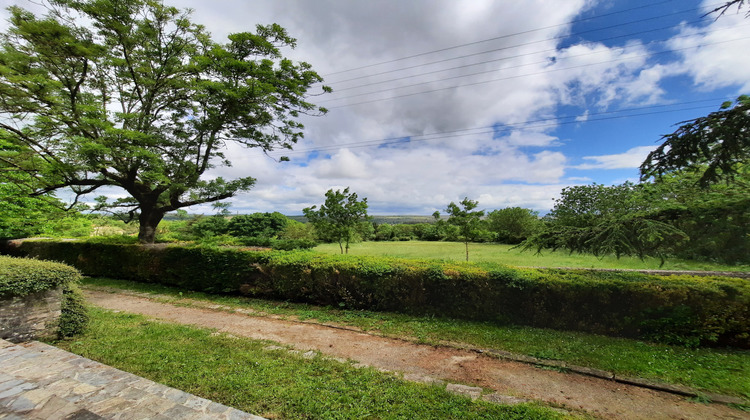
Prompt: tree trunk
<box><xmin>465</xmin><ymin>241</ymin><xmax>469</xmax><ymax>261</ymax></box>
<box><xmin>138</xmin><ymin>208</ymin><xmax>165</xmax><ymax>244</ymax></box>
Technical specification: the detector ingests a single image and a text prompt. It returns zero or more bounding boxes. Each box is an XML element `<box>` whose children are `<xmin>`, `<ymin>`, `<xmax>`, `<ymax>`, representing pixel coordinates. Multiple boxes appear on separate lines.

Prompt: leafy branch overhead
<box><xmin>0</xmin><ymin>0</ymin><xmax>329</xmax><ymax>243</ymax></box>
<box><xmin>640</xmin><ymin>96</ymin><xmax>750</xmax><ymax>187</ymax></box>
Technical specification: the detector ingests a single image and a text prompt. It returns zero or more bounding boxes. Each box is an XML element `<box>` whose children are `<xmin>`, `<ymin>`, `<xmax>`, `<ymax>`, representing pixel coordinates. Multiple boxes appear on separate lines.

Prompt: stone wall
<box><xmin>0</xmin><ymin>287</ymin><xmax>62</xmax><ymax>343</ymax></box>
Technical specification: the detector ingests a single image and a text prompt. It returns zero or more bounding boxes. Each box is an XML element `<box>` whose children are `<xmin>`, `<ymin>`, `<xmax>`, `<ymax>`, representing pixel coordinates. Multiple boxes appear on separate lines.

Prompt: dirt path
<box><xmin>84</xmin><ymin>289</ymin><xmax>747</xmax><ymax>420</ymax></box>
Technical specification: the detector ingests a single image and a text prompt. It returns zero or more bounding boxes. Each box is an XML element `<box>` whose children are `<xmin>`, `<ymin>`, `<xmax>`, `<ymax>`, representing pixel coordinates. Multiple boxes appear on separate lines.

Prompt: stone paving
<box><xmin>0</xmin><ymin>339</ymin><xmax>266</xmax><ymax>420</ymax></box>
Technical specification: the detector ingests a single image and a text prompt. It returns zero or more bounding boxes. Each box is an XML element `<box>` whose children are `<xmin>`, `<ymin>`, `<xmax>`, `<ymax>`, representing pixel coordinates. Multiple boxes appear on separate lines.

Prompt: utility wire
<box><xmin>322</xmin><ymin>0</ymin><xmax>683</xmax><ymax>77</ymax></box>
<box><xmin>321</xmin><ymin>1</ymin><xmax>725</xmax><ymax>84</ymax></box>
<box><xmin>324</xmin><ymin>36</ymin><xmax>749</xmax><ymax>109</ymax></box>
<box><xmin>272</xmin><ymin>98</ymin><xmax>731</xmax><ymax>156</ymax></box>
<box><xmin>325</xmin><ymin>19</ymin><xmax>736</xmax><ymax>95</ymax></box>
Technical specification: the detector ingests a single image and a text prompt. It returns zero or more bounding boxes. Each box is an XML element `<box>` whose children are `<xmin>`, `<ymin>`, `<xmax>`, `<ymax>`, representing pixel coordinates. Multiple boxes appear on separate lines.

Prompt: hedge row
<box><xmin>2</xmin><ymin>240</ymin><xmax>748</xmax><ymax>347</ymax></box>
<box><xmin>0</xmin><ymin>255</ymin><xmax>88</xmax><ymax>337</ymax></box>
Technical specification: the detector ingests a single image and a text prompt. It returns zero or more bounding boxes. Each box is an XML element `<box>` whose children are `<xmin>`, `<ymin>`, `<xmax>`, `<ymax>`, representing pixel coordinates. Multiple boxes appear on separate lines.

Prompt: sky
<box><xmin>3</xmin><ymin>0</ymin><xmax>750</xmax><ymax>215</ymax></box>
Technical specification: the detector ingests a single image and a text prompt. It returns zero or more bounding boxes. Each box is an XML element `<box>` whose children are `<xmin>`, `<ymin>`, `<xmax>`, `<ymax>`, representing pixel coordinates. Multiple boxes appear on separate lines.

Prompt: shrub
<box><xmin>0</xmin><ymin>255</ymin><xmax>88</xmax><ymax>337</ymax></box>
<box><xmin>2</xmin><ymin>241</ymin><xmax>747</xmax><ymax>347</ymax></box>
<box><xmin>239</xmin><ymin>237</ymin><xmax>317</xmax><ymax>250</ymax></box>
<box><xmin>228</xmin><ymin>212</ymin><xmax>288</xmax><ymax>238</ymax></box>
<box><xmin>0</xmin><ymin>255</ymin><xmax>81</xmax><ymax>298</ymax></box>
<box><xmin>58</xmin><ymin>283</ymin><xmax>89</xmax><ymax>338</ymax></box>
<box><xmin>189</xmin><ymin>216</ymin><xmax>229</xmax><ymax>238</ymax></box>
<box><xmin>279</xmin><ymin>220</ymin><xmax>317</xmax><ymax>241</ymax></box>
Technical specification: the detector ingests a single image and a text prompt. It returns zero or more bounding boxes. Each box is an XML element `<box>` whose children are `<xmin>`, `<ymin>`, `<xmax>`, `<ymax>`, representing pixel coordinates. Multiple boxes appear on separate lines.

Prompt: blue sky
<box><xmin>5</xmin><ymin>0</ymin><xmax>749</xmax><ymax>215</ymax></box>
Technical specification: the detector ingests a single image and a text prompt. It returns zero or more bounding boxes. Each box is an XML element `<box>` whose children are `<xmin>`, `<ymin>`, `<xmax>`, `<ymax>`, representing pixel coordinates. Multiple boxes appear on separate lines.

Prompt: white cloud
<box><xmin>12</xmin><ymin>0</ymin><xmax>749</xmax><ymax>217</ymax></box>
<box><xmin>665</xmin><ymin>2</ymin><xmax>750</xmax><ymax>92</ymax></box>
<box><xmin>575</xmin><ymin>145</ymin><xmax>655</xmax><ymax>170</ymax></box>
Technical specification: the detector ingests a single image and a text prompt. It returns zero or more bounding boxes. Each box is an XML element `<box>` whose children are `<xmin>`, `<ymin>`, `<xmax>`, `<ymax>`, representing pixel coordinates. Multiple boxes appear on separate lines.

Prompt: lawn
<box><xmin>52</xmin><ymin>307</ymin><xmax>568</xmax><ymax>420</ymax></box>
<box><xmin>84</xmin><ymin>277</ymin><xmax>750</xmax><ymax>401</ymax></box>
<box><xmin>315</xmin><ymin>241</ymin><xmax>749</xmax><ymax>271</ymax></box>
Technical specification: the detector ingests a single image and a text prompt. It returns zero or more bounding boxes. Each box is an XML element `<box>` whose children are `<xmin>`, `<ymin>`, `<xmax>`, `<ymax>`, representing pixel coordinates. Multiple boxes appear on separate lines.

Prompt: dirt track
<box><xmin>84</xmin><ymin>288</ymin><xmax>748</xmax><ymax>420</ymax></box>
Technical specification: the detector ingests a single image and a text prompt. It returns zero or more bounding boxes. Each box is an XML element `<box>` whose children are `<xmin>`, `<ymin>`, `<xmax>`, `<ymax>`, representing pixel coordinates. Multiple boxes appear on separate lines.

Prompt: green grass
<box><xmin>52</xmin><ymin>307</ymin><xmax>569</xmax><ymax>420</ymax></box>
<box><xmin>84</xmin><ymin>277</ymin><xmax>750</xmax><ymax>400</ymax></box>
<box><xmin>315</xmin><ymin>241</ymin><xmax>749</xmax><ymax>271</ymax></box>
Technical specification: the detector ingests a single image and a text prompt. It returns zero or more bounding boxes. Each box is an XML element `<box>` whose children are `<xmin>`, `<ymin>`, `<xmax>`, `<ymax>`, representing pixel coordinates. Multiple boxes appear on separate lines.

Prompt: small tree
<box><xmin>303</xmin><ymin>187</ymin><xmax>368</xmax><ymax>254</ymax></box>
<box><xmin>444</xmin><ymin>197</ymin><xmax>484</xmax><ymax>261</ymax></box>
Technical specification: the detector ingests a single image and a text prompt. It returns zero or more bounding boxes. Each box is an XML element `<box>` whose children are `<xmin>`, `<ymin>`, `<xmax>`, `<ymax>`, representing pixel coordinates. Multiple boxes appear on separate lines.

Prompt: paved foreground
<box><xmin>0</xmin><ymin>339</ymin><xmax>264</xmax><ymax>420</ymax></box>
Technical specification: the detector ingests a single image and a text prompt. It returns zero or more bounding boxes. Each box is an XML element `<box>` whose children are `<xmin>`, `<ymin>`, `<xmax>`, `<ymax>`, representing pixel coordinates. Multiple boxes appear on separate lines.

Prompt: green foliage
<box><xmin>0</xmin><ymin>180</ymin><xmax>67</xmax><ymax>239</ymax></box>
<box><xmin>278</xmin><ymin>219</ymin><xmax>317</xmax><ymax>241</ymax></box>
<box><xmin>547</xmin><ymin>182</ymin><xmax>647</xmax><ymax>227</ymax></box>
<box><xmin>0</xmin><ymin>0</ymin><xmax>328</xmax><ymax>243</ymax></box>
<box><xmin>521</xmin><ymin>216</ymin><xmax>688</xmax><ymax>263</ymax></box>
<box><xmin>7</xmin><ymin>241</ymin><xmax>749</xmax><ymax>347</ymax></box>
<box><xmin>239</xmin><ymin>236</ymin><xmax>317</xmax><ymax>250</ymax></box>
<box><xmin>0</xmin><ymin>255</ymin><xmax>81</xmax><ymax>298</ymax></box>
<box><xmin>525</xmin><ymin>171</ymin><xmax>750</xmax><ymax>264</ymax></box>
<box><xmin>58</xmin><ymin>283</ymin><xmax>89</xmax><ymax>338</ymax></box>
<box><xmin>641</xmin><ymin>96</ymin><xmax>750</xmax><ymax>187</ymax></box>
<box><xmin>303</xmin><ymin>187</ymin><xmax>369</xmax><ymax>254</ymax></box>
<box><xmin>0</xmin><ymin>255</ymin><xmax>87</xmax><ymax>337</ymax></box>
<box><xmin>487</xmin><ymin>207</ymin><xmax>542</xmax><ymax>244</ymax></box>
<box><xmin>228</xmin><ymin>212</ymin><xmax>289</xmax><ymax>238</ymax></box>
<box><xmin>444</xmin><ymin>198</ymin><xmax>485</xmax><ymax>261</ymax></box>
<box><xmin>189</xmin><ymin>216</ymin><xmax>229</xmax><ymax>238</ymax></box>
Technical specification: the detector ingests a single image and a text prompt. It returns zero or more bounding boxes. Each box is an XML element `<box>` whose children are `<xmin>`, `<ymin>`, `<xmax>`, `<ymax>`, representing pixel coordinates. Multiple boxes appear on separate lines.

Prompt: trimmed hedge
<box><xmin>0</xmin><ymin>255</ymin><xmax>88</xmax><ymax>337</ymax></box>
<box><xmin>2</xmin><ymin>241</ymin><xmax>748</xmax><ymax>347</ymax></box>
<box><xmin>0</xmin><ymin>255</ymin><xmax>81</xmax><ymax>298</ymax></box>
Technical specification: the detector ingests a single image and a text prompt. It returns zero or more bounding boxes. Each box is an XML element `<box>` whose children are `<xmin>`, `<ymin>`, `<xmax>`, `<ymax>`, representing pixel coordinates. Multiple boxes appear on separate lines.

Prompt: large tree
<box><xmin>640</xmin><ymin>96</ymin><xmax>750</xmax><ymax>187</ymax></box>
<box><xmin>303</xmin><ymin>187</ymin><xmax>369</xmax><ymax>254</ymax></box>
<box><xmin>0</xmin><ymin>0</ymin><xmax>328</xmax><ymax>243</ymax></box>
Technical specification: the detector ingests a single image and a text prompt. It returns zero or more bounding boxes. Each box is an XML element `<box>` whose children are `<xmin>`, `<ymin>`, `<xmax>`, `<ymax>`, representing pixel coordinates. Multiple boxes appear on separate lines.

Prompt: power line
<box><xmin>323</xmin><ymin>36</ymin><xmax>749</xmax><ymax>109</ymax></box>
<box><xmin>324</xmin><ymin>19</ymin><xmax>733</xmax><ymax>95</ymax></box>
<box><xmin>321</xmin><ymin>1</ymin><xmax>726</xmax><ymax>84</ymax></box>
<box><xmin>272</xmin><ymin>98</ymin><xmax>731</xmax><ymax>156</ymax></box>
<box><xmin>322</xmin><ymin>0</ymin><xmax>683</xmax><ymax>77</ymax></box>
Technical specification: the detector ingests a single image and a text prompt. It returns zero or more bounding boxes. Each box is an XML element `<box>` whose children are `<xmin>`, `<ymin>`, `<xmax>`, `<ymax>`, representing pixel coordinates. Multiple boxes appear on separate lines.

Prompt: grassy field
<box><xmin>84</xmin><ymin>278</ymin><xmax>750</xmax><ymax>400</ymax></box>
<box><xmin>315</xmin><ymin>241</ymin><xmax>749</xmax><ymax>271</ymax></box>
<box><xmin>52</xmin><ymin>307</ymin><xmax>568</xmax><ymax>420</ymax></box>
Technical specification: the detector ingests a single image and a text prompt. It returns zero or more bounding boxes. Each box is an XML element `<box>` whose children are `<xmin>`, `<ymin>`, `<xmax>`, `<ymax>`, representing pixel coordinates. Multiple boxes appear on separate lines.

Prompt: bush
<box><xmin>189</xmin><ymin>216</ymin><xmax>229</xmax><ymax>238</ymax></box>
<box><xmin>228</xmin><ymin>212</ymin><xmax>288</xmax><ymax>238</ymax></box>
<box><xmin>0</xmin><ymin>255</ymin><xmax>81</xmax><ymax>297</ymax></box>
<box><xmin>279</xmin><ymin>220</ymin><xmax>317</xmax><ymax>241</ymax></box>
<box><xmin>239</xmin><ymin>236</ymin><xmax>317</xmax><ymax>250</ymax></box>
<box><xmin>2</xmin><ymin>241</ymin><xmax>748</xmax><ymax>348</ymax></box>
<box><xmin>0</xmin><ymin>255</ymin><xmax>88</xmax><ymax>337</ymax></box>
<box><xmin>58</xmin><ymin>283</ymin><xmax>89</xmax><ymax>338</ymax></box>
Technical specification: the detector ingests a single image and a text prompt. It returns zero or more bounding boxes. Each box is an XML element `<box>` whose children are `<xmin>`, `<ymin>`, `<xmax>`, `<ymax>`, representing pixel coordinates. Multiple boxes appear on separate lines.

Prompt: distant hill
<box><xmin>164</xmin><ymin>213</ymin><xmax>440</xmax><ymax>224</ymax></box>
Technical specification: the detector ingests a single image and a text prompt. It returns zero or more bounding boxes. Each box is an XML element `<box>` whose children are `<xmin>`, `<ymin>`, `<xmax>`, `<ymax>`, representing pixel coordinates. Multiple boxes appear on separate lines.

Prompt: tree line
<box><xmin>0</xmin><ymin>0</ymin><xmax>747</xmax><ymax>266</ymax></box>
